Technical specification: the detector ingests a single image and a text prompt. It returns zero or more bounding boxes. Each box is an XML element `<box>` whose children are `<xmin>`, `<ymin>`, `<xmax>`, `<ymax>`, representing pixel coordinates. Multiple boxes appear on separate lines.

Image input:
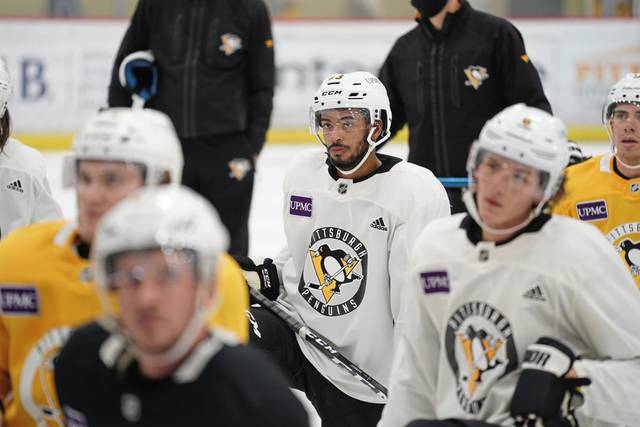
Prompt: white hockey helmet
<box><xmin>309</xmin><ymin>71</ymin><xmax>392</xmax><ymax>174</ymax></box>
<box><xmin>63</xmin><ymin>108</ymin><xmax>183</xmax><ymax>187</ymax></box>
<box><xmin>463</xmin><ymin>104</ymin><xmax>569</xmax><ymax>231</ymax></box>
<box><xmin>0</xmin><ymin>59</ymin><xmax>11</xmax><ymax>118</ymax></box>
<box><xmin>602</xmin><ymin>73</ymin><xmax>640</xmax><ymax>125</ymax></box>
<box><xmin>92</xmin><ymin>185</ymin><xmax>229</xmax><ymax>365</ymax></box>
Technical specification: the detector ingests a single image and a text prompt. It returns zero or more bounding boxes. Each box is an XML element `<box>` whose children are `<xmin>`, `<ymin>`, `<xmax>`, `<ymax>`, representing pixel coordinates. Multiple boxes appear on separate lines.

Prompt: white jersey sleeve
<box><xmin>0</xmin><ymin>139</ymin><xmax>62</xmax><ymax>240</ymax></box>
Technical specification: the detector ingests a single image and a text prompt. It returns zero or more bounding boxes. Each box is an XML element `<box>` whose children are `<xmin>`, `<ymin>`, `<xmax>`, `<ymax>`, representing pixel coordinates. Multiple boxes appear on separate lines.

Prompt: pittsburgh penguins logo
<box><xmin>607</xmin><ymin>222</ymin><xmax>640</xmax><ymax>284</ymax></box>
<box><xmin>463</xmin><ymin>65</ymin><xmax>489</xmax><ymax>90</ymax></box>
<box><xmin>620</xmin><ymin>238</ymin><xmax>640</xmax><ymax>277</ymax></box>
<box><xmin>445</xmin><ymin>301</ymin><xmax>518</xmax><ymax>415</ymax></box>
<box><xmin>299</xmin><ymin>227</ymin><xmax>367</xmax><ymax>317</ymax></box>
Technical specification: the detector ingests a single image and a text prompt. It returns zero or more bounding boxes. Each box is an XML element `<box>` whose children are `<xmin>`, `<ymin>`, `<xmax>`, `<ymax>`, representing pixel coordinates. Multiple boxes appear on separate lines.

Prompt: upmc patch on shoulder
<box><xmin>289</xmin><ymin>195</ymin><xmax>312</xmax><ymax>217</ymax></box>
<box><xmin>0</xmin><ymin>286</ymin><xmax>40</xmax><ymax>315</ymax></box>
<box><xmin>419</xmin><ymin>271</ymin><xmax>450</xmax><ymax>295</ymax></box>
<box><xmin>576</xmin><ymin>200</ymin><xmax>608</xmax><ymax>222</ymax></box>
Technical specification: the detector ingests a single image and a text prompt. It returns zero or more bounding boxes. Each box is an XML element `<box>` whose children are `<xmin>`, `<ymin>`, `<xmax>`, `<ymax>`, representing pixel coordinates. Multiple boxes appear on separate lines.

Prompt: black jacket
<box><xmin>108</xmin><ymin>0</ymin><xmax>275</xmax><ymax>154</ymax></box>
<box><xmin>379</xmin><ymin>1</ymin><xmax>551</xmax><ymax>178</ymax></box>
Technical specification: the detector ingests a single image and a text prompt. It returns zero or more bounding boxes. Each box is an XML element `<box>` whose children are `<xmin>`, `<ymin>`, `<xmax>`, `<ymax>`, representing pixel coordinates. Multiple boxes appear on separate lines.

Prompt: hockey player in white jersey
<box><xmin>238</xmin><ymin>71</ymin><xmax>450</xmax><ymax>426</ymax></box>
<box><xmin>0</xmin><ymin>58</ymin><xmax>61</xmax><ymax>240</ymax></box>
<box><xmin>377</xmin><ymin>104</ymin><xmax>640</xmax><ymax>427</ymax></box>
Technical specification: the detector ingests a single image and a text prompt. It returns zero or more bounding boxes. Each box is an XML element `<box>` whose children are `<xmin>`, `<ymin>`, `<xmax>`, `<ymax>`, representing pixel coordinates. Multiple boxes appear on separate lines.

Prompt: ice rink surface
<box><xmin>44</xmin><ymin>140</ymin><xmax>610</xmax><ymax>426</ymax></box>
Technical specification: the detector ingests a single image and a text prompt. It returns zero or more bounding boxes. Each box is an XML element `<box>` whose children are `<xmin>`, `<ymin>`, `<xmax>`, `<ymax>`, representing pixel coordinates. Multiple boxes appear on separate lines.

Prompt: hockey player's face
<box><xmin>319</xmin><ymin>109</ymin><xmax>371</xmax><ymax>169</ymax></box>
<box><xmin>111</xmin><ymin>249</ymin><xmax>202</xmax><ymax>354</ymax></box>
<box><xmin>76</xmin><ymin>160</ymin><xmax>143</xmax><ymax>243</ymax></box>
<box><xmin>76</xmin><ymin>160</ymin><xmax>144</xmax><ymax>243</ymax></box>
<box><xmin>474</xmin><ymin>154</ymin><xmax>543</xmax><ymax>229</ymax></box>
<box><xmin>610</xmin><ymin>103</ymin><xmax>640</xmax><ymax>164</ymax></box>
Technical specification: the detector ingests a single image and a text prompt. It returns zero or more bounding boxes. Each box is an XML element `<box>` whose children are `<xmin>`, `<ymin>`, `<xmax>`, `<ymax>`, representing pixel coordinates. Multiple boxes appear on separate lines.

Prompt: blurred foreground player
<box><xmin>0</xmin><ymin>108</ymin><xmax>247</xmax><ymax>426</ymax></box>
<box><xmin>553</xmin><ymin>73</ymin><xmax>640</xmax><ymax>288</ymax></box>
<box><xmin>55</xmin><ymin>186</ymin><xmax>309</xmax><ymax>427</ymax></box>
<box><xmin>240</xmin><ymin>71</ymin><xmax>450</xmax><ymax>427</ymax></box>
<box><xmin>378</xmin><ymin>104</ymin><xmax>640</xmax><ymax>427</ymax></box>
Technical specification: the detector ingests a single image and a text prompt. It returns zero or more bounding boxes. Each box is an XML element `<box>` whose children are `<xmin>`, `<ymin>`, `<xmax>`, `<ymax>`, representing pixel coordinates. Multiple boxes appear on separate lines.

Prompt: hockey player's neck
<box><xmin>336</xmin><ymin>155</ymin><xmax>382</xmax><ymax>180</ymax></box>
<box><xmin>615</xmin><ymin>155</ymin><xmax>640</xmax><ymax>179</ymax></box>
<box><xmin>481</xmin><ymin>229</ymin><xmax>517</xmax><ymax>244</ymax></box>
<box><xmin>136</xmin><ymin>330</ymin><xmax>209</xmax><ymax>380</ymax></box>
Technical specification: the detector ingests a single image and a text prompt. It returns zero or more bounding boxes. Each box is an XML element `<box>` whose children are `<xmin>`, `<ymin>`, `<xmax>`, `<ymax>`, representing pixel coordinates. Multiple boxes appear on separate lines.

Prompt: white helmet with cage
<box><xmin>602</xmin><ymin>73</ymin><xmax>640</xmax><ymax>125</ymax></box>
<box><xmin>0</xmin><ymin>59</ymin><xmax>11</xmax><ymax>118</ymax></box>
<box><xmin>63</xmin><ymin>108</ymin><xmax>183</xmax><ymax>187</ymax></box>
<box><xmin>92</xmin><ymin>185</ymin><xmax>229</xmax><ymax>366</ymax></box>
<box><xmin>463</xmin><ymin>103</ymin><xmax>569</xmax><ymax>234</ymax></box>
<box><xmin>309</xmin><ymin>71</ymin><xmax>392</xmax><ymax>174</ymax></box>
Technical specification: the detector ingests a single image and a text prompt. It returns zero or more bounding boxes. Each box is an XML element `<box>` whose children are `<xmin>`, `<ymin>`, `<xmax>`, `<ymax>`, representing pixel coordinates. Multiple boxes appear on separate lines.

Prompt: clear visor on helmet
<box><xmin>471</xmin><ymin>149</ymin><xmax>549</xmax><ymax>197</ymax></box>
<box><xmin>310</xmin><ymin>107</ymin><xmax>372</xmax><ymax>144</ymax></box>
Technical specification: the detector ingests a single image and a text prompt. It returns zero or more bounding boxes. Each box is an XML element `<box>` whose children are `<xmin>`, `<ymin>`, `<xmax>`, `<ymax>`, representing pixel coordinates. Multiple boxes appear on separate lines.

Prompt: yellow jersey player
<box><xmin>0</xmin><ymin>108</ymin><xmax>248</xmax><ymax>427</ymax></box>
<box><xmin>553</xmin><ymin>73</ymin><xmax>640</xmax><ymax>287</ymax></box>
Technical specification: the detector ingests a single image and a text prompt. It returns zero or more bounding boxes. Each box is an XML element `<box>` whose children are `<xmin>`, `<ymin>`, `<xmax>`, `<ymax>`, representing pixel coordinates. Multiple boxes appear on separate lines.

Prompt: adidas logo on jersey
<box><xmin>6</xmin><ymin>179</ymin><xmax>24</xmax><ymax>193</ymax></box>
<box><xmin>370</xmin><ymin>217</ymin><xmax>388</xmax><ymax>231</ymax></box>
<box><xmin>523</xmin><ymin>284</ymin><xmax>546</xmax><ymax>302</ymax></box>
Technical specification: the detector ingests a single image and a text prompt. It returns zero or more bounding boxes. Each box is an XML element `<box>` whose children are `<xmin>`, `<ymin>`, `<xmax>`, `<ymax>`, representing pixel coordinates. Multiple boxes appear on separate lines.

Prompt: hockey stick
<box><xmin>248</xmin><ymin>288</ymin><xmax>388</xmax><ymax>401</ymax></box>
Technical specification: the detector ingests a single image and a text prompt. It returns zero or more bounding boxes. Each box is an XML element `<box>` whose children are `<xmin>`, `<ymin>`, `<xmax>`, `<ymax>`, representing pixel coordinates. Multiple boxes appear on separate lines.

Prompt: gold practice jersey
<box><xmin>0</xmin><ymin>220</ymin><xmax>248</xmax><ymax>427</ymax></box>
<box><xmin>552</xmin><ymin>154</ymin><xmax>640</xmax><ymax>287</ymax></box>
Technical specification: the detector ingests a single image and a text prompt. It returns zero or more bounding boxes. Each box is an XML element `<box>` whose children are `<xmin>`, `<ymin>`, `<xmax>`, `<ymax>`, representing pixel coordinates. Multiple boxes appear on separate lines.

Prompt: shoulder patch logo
<box><xmin>463</xmin><ymin>65</ymin><xmax>490</xmax><ymax>90</ymax></box>
<box><xmin>0</xmin><ymin>286</ymin><xmax>39</xmax><ymax>315</ymax></box>
<box><xmin>6</xmin><ymin>179</ymin><xmax>24</xmax><ymax>193</ymax></box>
<box><xmin>289</xmin><ymin>195</ymin><xmax>312</xmax><ymax>217</ymax></box>
<box><xmin>419</xmin><ymin>271</ymin><xmax>450</xmax><ymax>295</ymax></box>
<box><xmin>523</xmin><ymin>284</ymin><xmax>546</xmax><ymax>302</ymax></box>
<box><xmin>369</xmin><ymin>217</ymin><xmax>388</xmax><ymax>231</ymax></box>
<box><xmin>575</xmin><ymin>199</ymin><xmax>608</xmax><ymax>221</ymax></box>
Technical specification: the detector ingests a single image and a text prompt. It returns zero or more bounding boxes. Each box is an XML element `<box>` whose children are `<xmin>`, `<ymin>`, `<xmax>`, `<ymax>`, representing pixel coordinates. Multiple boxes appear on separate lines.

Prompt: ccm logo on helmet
<box><xmin>321</xmin><ymin>90</ymin><xmax>342</xmax><ymax>96</ymax></box>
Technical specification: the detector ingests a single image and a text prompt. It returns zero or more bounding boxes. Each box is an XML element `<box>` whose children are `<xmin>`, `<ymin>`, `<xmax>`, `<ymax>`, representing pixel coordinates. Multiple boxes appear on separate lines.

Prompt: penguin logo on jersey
<box><xmin>607</xmin><ymin>222</ymin><xmax>640</xmax><ymax>282</ymax></box>
<box><xmin>445</xmin><ymin>301</ymin><xmax>518</xmax><ymax>415</ymax></box>
<box><xmin>463</xmin><ymin>66</ymin><xmax>489</xmax><ymax>90</ymax></box>
<box><xmin>299</xmin><ymin>227</ymin><xmax>367</xmax><ymax>317</ymax></box>
<box><xmin>619</xmin><ymin>239</ymin><xmax>640</xmax><ymax>277</ymax></box>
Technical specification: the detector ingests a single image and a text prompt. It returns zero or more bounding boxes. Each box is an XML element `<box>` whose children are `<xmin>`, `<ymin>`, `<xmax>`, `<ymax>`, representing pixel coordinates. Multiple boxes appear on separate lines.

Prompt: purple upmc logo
<box><xmin>419</xmin><ymin>271</ymin><xmax>450</xmax><ymax>295</ymax></box>
<box><xmin>289</xmin><ymin>195</ymin><xmax>313</xmax><ymax>217</ymax></box>
<box><xmin>576</xmin><ymin>200</ymin><xmax>608</xmax><ymax>222</ymax></box>
<box><xmin>0</xmin><ymin>287</ymin><xmax>39</xmax><ymax>315</ymax></box>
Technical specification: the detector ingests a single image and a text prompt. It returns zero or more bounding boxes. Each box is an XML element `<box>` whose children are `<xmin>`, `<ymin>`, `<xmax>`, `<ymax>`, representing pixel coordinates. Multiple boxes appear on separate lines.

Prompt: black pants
<box><xmin>247</xmin><ymin>307</ymin><xmax>384</xmax><ymax>427</ymax></box>
<box><xmin>446</xmin><ymin>187</ymin><xmax>467</xmax><ymax>214</ymax></box>
<box><xmin>181</xmin><ymin>133</ymin><xmax>254</xmax><ymax>256</ymax></box>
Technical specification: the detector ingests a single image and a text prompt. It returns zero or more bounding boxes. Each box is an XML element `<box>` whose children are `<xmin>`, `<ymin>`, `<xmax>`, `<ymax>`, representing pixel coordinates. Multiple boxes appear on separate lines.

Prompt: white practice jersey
<box><xmin>378</xmin><ymin>213</ymin><xmax>640</xmax><ymax>427</ymax></box>
<box><xmin>0</xmin><ymin>138</ymin><xmax>62</xmax><ymax>240</ymax></box>
<box><xmin>274</xmin><ymin>150</ymin><xmax>450</xmax><ymax>403</ymax></box>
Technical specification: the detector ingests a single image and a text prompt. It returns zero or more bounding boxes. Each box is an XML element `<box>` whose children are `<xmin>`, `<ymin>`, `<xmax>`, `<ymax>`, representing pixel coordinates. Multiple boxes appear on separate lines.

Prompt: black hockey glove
<box><xmin>510</xmin><ymin>337</ymin><xmax>591</xmax><ymax>427</ymax></box>
<box><xmin>232</xmin><ymin>256</ymin><xmax>280</xmax><ymax>301</ymax></box>
<box><xmin>118</xmin><ymin>50</ymin><xmax>158</xmax><ymax>102</ymax></box>
<box><xmin>567</xmin><ymin>141</ymin><xmax>591</xmax><ymax>167</ymax></box>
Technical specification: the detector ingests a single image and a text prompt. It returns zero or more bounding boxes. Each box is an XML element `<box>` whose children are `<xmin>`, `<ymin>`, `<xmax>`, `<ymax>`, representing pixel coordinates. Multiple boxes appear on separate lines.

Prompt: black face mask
<box><xmin>411</xmin><ymin>0</ymin><xmax>448</xmax><ymax>18</ymax></box>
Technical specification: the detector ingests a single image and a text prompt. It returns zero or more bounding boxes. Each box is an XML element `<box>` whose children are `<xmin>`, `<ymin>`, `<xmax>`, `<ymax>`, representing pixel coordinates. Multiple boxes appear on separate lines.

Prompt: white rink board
<box><xmin>1</xmin><ymin>18</ymin><xmax>638</xmax><ymax>135</ymax></box>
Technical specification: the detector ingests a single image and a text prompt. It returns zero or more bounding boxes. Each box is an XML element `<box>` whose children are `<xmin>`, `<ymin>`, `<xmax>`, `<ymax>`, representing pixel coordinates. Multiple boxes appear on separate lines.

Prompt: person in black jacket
<box><xmin>108</xmin><ymin>0</ymin><xmax>275</xmax><ymax>255</ymax></box>
<box><xmin>54</xmin><ymin>186</ymin><xmax>309</xmax><ymax>427</ymax></box>
<box><xmin>379</xmin><ymin>0</ymin><xmax>550</xmax><ymax>213</ymax></box>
